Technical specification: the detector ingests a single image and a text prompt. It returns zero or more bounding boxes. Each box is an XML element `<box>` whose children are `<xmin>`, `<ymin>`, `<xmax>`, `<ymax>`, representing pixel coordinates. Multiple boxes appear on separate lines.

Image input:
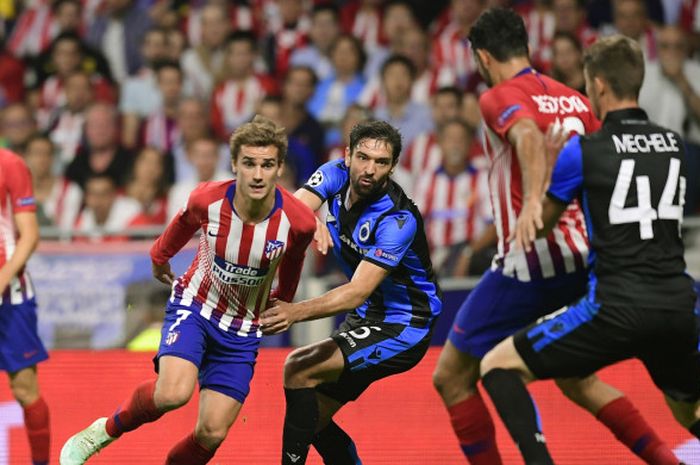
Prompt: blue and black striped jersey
<box><xmin>303</xmin><ymin>160</ymin><xmax>442</xmax><ymax>328</ymax></box>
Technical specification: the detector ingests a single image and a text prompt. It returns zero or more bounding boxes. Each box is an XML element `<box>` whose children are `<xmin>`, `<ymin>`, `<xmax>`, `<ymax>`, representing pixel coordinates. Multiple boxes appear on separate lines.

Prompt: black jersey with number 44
<box><xmin>547</xmin><ymin>108</ymin><xmax>695</xmax><ymax>310</ymax></box>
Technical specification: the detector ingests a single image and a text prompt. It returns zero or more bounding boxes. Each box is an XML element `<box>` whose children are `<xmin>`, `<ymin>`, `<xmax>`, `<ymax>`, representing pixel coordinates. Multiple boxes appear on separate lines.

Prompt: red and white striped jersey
<box><xmin>432</xmin><ymin>22</ymin><xmax>477</xmax><ymax>83</ymax></box>
<box><xmin>151</xmin><ymin>181</ymin><xmax>315</xmax><ymax>337</ymax></box>
<box><xmin>401</xmin><ymin>132</ymin><xmax>441</xmax><ymax>177</ymax></box>
<box><xmin>0</xmin><ymin>149</ymin><xmax>37</xmax><ymax>304</ymax></box>
<box><xmin>210</xmin><ymin>75</ymin><xmax>277</xmax><ymax>141</ymax></box>
<box><xmin>480</xmin><ymin>70</ymin><xmax>597</xmax><ymax>281</ymax></box>
<box><xmin>413</xmin><ymin>165</ymin><xmax>492</xmax><ymax>250</ymax></box>
<box><xmin>7</xmin><ymin>0</ymin><xmax>53</xmax><ymax>57</ymax></box>
<box><xmin>41</xmin><ymin>177</ymin><xmax>83</xmax><ymax>230</ymax></box>
<box><xmin>341</xmin><ymin>3</ymin><xmax>384</xmax><ymax>52</ymax></box>
<box><xmin>142</xmin><ymin>112</ymin><xmax>178</xmax><ymax>154</ymax></box>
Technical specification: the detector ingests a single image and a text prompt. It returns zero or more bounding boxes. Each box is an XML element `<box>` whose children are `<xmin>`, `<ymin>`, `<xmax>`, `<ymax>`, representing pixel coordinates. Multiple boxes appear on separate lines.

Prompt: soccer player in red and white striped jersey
<box><xmin>61</xmin><ymin>116</ymin><xmax>316</xmax><ymax>465</ymax></box>
<box><xmin>0</xmin><ymin>148</ymin><xmax>51</xmax><ymax>465</ymax></box>
<box><xmin>433</xmin><ymin>9</ymin><xmax>676</xmax><ymax>465</ymax></box>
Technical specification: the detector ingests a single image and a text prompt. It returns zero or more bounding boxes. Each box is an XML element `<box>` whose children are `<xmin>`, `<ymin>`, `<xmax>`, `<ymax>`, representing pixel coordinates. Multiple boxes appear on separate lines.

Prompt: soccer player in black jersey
<box><xmin>480</xmin><ymin>34</ymin><xmax>700</xmax><ymax>465</ymax></box>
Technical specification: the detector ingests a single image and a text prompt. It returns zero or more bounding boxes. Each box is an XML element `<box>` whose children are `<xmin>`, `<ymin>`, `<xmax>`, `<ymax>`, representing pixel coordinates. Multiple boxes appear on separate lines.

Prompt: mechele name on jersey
<box><xmin>212</xmin><ymin>255</ymin><xmax>267</xmax><ymax>286</ymax></box>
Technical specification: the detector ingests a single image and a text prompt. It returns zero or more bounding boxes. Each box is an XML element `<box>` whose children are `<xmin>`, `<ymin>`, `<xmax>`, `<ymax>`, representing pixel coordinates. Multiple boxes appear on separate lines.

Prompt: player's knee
<box><xmin>283</xmin><ymin>349</ymin><xmax>312</xmax><ymax>387</ymax></box>
<box><xmin>10</xmin><ymin>383</ymin><xmax>38</xmax><ymax>406</ymax></box>
<box><xmin>194</xmin><ymin>422</ymin><xmax>228</xmax><ymax>450</ymax></box>
<box><xmin>154</xmin><ymin>384</ymin><xmax>193</xmax><ymax>411</ymax></box>
<box><xmin>432</xmin><ymin>362</ymin><xmax>477</xmax><ymax>402</ymax></box>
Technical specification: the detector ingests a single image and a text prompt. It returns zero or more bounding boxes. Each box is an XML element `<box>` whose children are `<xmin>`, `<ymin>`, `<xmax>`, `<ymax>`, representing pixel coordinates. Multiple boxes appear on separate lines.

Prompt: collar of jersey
<box><xmin>603</xmin><ymin>107</ymin><xmax>649</xmax><ymax>126</ymax></box>
<box><xmin>515</xmin><ymin>67</ymin><xmax>536</xmax><ymax>77</ymax></box>
<box><xmin>226</xmin><ymin>181</ymin><xmax>283</xmax><ymax>221</ymax></box>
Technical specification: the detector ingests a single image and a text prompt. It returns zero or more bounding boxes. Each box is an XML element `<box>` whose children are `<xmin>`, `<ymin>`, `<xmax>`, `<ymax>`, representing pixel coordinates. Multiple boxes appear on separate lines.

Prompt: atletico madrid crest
<box><xmin>265</xmin><ymin>240</ymin><xmax>285</xmax><ymax>261</ymax></box>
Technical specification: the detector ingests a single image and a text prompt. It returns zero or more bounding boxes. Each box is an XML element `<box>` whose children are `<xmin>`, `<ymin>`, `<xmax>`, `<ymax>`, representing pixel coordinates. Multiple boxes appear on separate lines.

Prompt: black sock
<box><xmin>282</xmin><ymin>388</ymin><xmax>319</xmax><ymax>465</ymax></box>
<box><xmin>482</xmin><ymin>369</ymin><xmax>554</xmax><ymax>465</ymax></box>
<box><xmin>312</xmin><ymin>421</ymin><xmax>361</xmax><ymax>465</ymax></box>
<box><xmin>689</xmin><ymin>419</ymin><xmax>700</xmax><ymax>439</ymax></box>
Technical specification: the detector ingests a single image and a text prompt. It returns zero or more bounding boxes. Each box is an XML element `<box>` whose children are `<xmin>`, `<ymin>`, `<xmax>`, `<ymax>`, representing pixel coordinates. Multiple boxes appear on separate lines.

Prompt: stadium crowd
<box><xmin>1</xmin><ymin>0</ymin><xmax>700</xmax><ymax>277</ymax></box>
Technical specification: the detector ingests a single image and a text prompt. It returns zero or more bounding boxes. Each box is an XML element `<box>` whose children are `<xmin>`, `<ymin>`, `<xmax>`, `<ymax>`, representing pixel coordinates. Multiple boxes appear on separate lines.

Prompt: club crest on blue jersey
<box><xmin>264</xmin><ymin>240</ymin><xmax>285</xmax><ymax>261</ymax></box>
<box><xmin>165</xmin><ymin>331</ymin><xmax>180</xmax><ymax>346</ymax></box>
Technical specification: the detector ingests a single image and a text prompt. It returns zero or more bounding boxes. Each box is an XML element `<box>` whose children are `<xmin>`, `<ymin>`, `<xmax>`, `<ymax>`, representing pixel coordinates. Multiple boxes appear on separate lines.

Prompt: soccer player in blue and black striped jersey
<box><xmin>480</xmin><ymin>35</ymin><xmax>700</xmax><ymax>465</ymax></box>
<box><xmin>260</xmin><ymin>120</ymin><xmax>442</xmax><ymax>465</ymax></box>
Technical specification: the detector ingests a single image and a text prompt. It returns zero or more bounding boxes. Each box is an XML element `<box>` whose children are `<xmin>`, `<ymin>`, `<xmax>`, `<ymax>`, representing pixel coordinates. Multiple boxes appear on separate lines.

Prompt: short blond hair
<box><xmin>229</xmin><ymin>115</ymin><xmax>288</xmax><ymax>162</ymax></box>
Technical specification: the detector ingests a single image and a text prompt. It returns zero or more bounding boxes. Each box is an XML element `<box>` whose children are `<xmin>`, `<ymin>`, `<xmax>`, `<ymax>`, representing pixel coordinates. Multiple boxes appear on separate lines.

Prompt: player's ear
<box><xmin>231</xmin><ymin>159</ymin><xmax>237</xmax><ymax>175</ymax></box>
<box><xmin>593</xmin><ymin>76</ymin><xmax>606</xmax><ymax>97</ymax></box>
<box><xmin>344</xmin><ymin>147</ymin><xmax>351</xmax><ymax>167</ymax></box>
<box><xmin>475</xmin><ymin>49</ymin><xmax>490</xmax><ymax>67</ymax></box>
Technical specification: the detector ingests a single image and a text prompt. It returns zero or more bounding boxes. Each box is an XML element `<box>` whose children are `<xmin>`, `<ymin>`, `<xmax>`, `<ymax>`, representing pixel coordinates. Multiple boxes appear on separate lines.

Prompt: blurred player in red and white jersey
<box><xmin>0</xmin><ymin>148</ymin><xmax>51</xmax><ymax>465</ymax></box>
<box><xmin>60</xmin><ymin>116</ymin><xmax>316</xmax><ymax>465</ymax></box>
<box><xmin>432</xmin><ymin>8</ymin><xmax>679</xmax><ymax>465</ymax></box>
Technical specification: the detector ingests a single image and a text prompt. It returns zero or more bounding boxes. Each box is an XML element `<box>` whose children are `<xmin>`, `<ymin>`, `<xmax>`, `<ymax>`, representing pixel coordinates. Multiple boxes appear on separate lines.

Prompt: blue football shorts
<box><xmin>0</xmin><ymin>298</ymin><xmax>49</xmax><ymax>373</ymax></box>
<box><xmin>155</xmin><ymin>299</ymin><xmax>259</xmax><ymax>404</ymax></box>
<box><xmin>448</xmin><ymin>267</ymin><xmax>588</xmax><ymax>358</ymax></box>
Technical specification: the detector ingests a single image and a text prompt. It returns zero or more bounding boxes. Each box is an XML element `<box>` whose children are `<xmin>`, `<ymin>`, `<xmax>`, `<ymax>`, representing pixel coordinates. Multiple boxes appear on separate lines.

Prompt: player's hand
<box><xmin>152</xmin><ymin>261</ymin><xmax>175</xmax><ymax>285</ymax></box>
<box><xmin>260</xmin><ymin>301</ymin><xmax>297</xmax><ymax>335</ymax></box>
<box><xmin>511</xmin><ymin>199</ymin><xmax>543</xmax><ymax>253</ymax></box>
<box><xmin>545</xmin><ymin>122</ymin><xmax>568</xmax><ymax>169</ymax></box>
<box><xmin>314</xmin><ymin>216</ymin><xmax>333</xmax><ymax>255</ymax></box>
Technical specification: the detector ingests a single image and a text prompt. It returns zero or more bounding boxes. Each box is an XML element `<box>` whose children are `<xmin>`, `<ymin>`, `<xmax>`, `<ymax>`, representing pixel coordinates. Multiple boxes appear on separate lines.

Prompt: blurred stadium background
<box><xmin>1</xmin><ymin>0</ymin><xmax>700</xmax><ymax>463</ymax></box>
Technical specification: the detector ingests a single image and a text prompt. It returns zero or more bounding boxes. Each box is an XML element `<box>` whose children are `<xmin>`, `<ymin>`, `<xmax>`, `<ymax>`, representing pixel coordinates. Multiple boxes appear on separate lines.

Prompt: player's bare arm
<box><xmin>0</xmin><ymin>211</ymin><xmax>39</xmax><ymax>294</ymax></box>
<box><xmin>294</xmin><ymin>188</ymin><xmax>333</xmax><ymax>255</ymax></box>
<box><xmin>543</xmin><ymin>122</ymin><xmax>569</xmax><ymax>191</ymax></box>
<box><xmin>507</xmin><ymin>118</ymin><xmax>547</xmax><ymax>252</ymax></box>
<box><xmin>260</xmin><ymin>260</ymin><xmax>389</xmax><ymax>334</ymax></box>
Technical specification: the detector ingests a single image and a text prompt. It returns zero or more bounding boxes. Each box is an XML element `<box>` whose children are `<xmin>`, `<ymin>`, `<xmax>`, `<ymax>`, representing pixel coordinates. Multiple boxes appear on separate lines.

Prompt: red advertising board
<box><xmin>0</xmin><ymin>349</ymin><xmax>696</xmax><ymax>464</ymax></box>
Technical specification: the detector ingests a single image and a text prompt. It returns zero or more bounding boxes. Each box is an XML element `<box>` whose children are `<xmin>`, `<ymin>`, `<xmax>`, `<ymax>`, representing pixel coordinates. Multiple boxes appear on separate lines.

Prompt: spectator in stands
<box><xmin>308</xmin><ymin>34</ymin><xmax>366</xmax><ymax>143</ymax></box>
<box><xmin>165</xmin><ymin>28</ymin><xmax>187</xmax><ymax>62</ymax></box>
<box><xmin>374</xmin><ymin>54</ymin><xmax>433</xmax><ymax>147</ymax></box>
<box><xmin>340</xmin><ymin>0</ymin><xmax>384</xmax><ymax>53</ymax></box>
<box><xmin>87</xmin><ymin>0</ymin><xmax>152</xmax><ymax>83</ymax></box>
<box><xmin>413</xmin><ymin>119</ymin><xmax>494</xmax><ymax>277</ymax></box>
<box><xmin>141</xmin><ymin>60</ymin><xmax>184</xmax><ymax>155</ymax></box>
<box><xmin>46</xmin><ymin>71</ymin><xmax>94</xmax><ymax>167</ymax></box>
<box><xmin>51</xmin><ymin>0</ymin><xmax>84</xmax><ymax>38</ymax></box>
<box><xmin>24</xmin><ymin>134</ymin><xmax>83</xmax><ymax>231</ymax></box>
<box><xmin>402</xmin><ymin>86</ymin><xmax>463</xmax><ymax>181</ymax></box>
<box><xmin>211</xmin><ymin>31</ymin><xmax>276</xmax><ymax>142</ymax></box>
<box><xmin>364</xmin><ymin>0</ymin><xmax>418</xmax><ymax>78</ymax></box>
<box><xmin>550</xmin><ymin>31</ymin><xmax>586</xmax><ymax>94</ymax></box>
<box><xmin>125</xmin><ymin>147</ymin><xmax>170</xmax><ymax>227</ymax></box>
<box><xmin>326</xmin><ymin>104</ymin><xmax>373</xmax><ymax>161</ymax></box>
<box><xmin>0</xmin><ymin>39</ymin><xmax>26</xmax><ymax>107</ymax></box>
<box><xmin>613</xmin><ymin>0</ymin><xmax>658</xmax><ymax>60</ymax></box>
<box><xmin>395</xmin><ymin>27</ymin><xmax>457</xmax><ymax>105</ymax></box>
<box><xmin>257</xmin><ymin>95</ymin><xmax>284</xmax><ymax>126</ymax></box>
<box><xmin>280</xmin><ymin>66</ymin><xmax>325</xmax><ymax>188</ymax></box>
<box><xmin>290</xmin><ymin>4</ymin><xmax>340</xmax><ymax>81</ymax></box>
<box><xmin>432</xmin><ymin>0</ymin><xmax>485</xmax><ymax>85</ymax></box>
<box><xmin>182</xmin><ymin>0</ymin><xmax>255</xmax><ymax>49</ymax></box>
<box><xmin>31</xmin><ymin>32</ymin><xmax>115</xmax><ymax>124</ymax></box>
<box><xmin>639</xmin><ymin>25</ymin><xmax>700</xmax><ymax>212</ymax></box>
<box><xmin>167</xmin><ymin>137</ymin><xmax>230</xmax><ymax>220</ymax></box>
<box><xmin>545</xmin><ymin>0</ymin><xmax>597</xmax><ymax>69</ymax></box>
<box><xmin>74</xmin><ymin>174</ymin><xmax>141</xmax><ymax>240</ymax></box>
<box><xmin>66</xmin><ymin>103</ymin><xmax>132</xmax><ymax>189</ymax></box>
<box><xmin>263</xmin><ymin>0</ymin><xmax>310</xmax><ymax>79</ymax></box>
<box><xmin>180</xmin><ymin>2</ymin><xmax>231</xmax><ymax>99</ymax></box>
<box><xmin>170</xmin><ymin>97</ymin><xmax>227</xmax><ymax>183</ymax></box>
<box><xmin>0</xmin><ymin>103</ymin><xmax>37</xmax><ymax>154</ymax></box>
<box><xmin>120</xmin><ymin>27</ymin><xmax>169</xmax><ymax>149</ymax></box>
